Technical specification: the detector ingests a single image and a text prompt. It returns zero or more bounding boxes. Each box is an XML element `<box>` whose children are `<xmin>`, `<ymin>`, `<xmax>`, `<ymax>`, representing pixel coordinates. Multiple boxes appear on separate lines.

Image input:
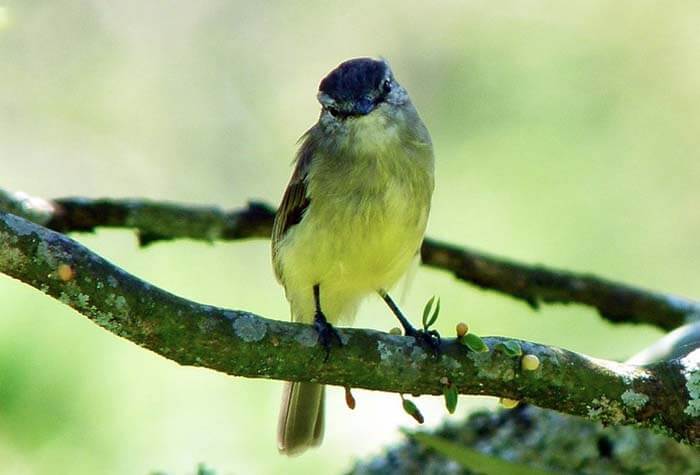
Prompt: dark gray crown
<box><xmin>318</xmin><ymin>58</ymin><xmax>388</xmax><ymax>103</ymax></box>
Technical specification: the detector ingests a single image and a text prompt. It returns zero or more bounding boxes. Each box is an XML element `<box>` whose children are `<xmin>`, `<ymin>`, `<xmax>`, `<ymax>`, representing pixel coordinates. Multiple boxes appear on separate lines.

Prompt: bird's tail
<box><xmin>277</xmin><ymin>381</ymin><xmax>325</xmax><ymax>455</ymax></box>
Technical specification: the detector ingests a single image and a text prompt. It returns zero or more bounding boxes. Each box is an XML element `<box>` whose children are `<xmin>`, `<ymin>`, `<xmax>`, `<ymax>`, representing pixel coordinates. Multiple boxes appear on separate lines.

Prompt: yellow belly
<box><xmin>276</xmin><ymin>186</ymin><xmax>428</xmax><ymax>324</ymax></box>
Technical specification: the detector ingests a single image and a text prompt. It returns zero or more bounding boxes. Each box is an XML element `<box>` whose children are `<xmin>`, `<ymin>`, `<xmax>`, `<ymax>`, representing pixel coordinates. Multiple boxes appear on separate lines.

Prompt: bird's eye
<box><xmin>381</xmin><ymin>79</ymin><xmax>392</xmax><ymax>96</ymax></box>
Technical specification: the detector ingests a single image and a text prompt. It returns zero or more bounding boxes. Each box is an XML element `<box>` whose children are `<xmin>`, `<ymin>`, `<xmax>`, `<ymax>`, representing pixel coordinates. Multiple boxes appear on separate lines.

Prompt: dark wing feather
<box><xmin>272</xmin><ymin>179</ymin><xmax>309</xmax><ymax>246</ymax></box>
<box><xmin>271</xmin><ymin>130</ymin><xmax>317</xmax><ymax>282</ymax></box>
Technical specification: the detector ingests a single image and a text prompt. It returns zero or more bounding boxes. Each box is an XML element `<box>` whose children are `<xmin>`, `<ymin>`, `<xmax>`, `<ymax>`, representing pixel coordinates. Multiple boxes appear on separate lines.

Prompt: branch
<box><xmin>627</xmin><ymin>322</ymin><xmax>700</xmax><ymax>365</ymax></box>
<box><xmin>1</xmin><ymin>188</ymin><xmax>698</xmax><ymax>331</ymax></box>
<box><xmin>420</xmin><ymin>239</ymin><xmax>700</xmax><ymax>332</ymax></box>
<box><xmin>351</xmin><ymin>405</ymin><xmax>700</xmax><ymax>474</ymax></box>
<box><xmin>1</xmin><ymin>211</ymin><xmax>698</xmax><ymax>444</ymax></box>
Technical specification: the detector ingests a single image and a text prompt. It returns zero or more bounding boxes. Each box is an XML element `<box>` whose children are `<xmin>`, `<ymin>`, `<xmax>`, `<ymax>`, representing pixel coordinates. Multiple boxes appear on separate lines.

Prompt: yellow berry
<box><xmin>521</xmin><ymin>354</ymin><xmax>541</xmax><ymax>371</ymax></box>
<box><xmin>456</xmin><ymin>322</ymin><xmax>469</xmax><ymax>338</ymax></box>
<box><xmin>499</xmin><ymin>397</ymin><xmax>520</xmax><ymax>409</ymax></box>
<box><xmin>57</xmin><ymin>263</ymin><xmax>75</xmax><ymax>282</ymax></box>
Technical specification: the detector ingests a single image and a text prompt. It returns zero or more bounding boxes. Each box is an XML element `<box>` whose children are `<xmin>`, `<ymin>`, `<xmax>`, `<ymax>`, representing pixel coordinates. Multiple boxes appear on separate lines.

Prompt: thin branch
<box><xmin>1</xmin><ymin>188</ymin><xmax>698</xmax><ymax>331</ymax></box>
<box><xmin>420</xmin><ymin>238</ymin><xmax>700</xmax><ymax>332</ymax></box>
<box><xmin>1</xmin><ymin>211</ymin><xmax>699</xmax><ymax>445</ymax></box>
<box><xmin>627</xmin><ymin>322</ymin><xmax>700</xmax><ymax>365</ymax></box>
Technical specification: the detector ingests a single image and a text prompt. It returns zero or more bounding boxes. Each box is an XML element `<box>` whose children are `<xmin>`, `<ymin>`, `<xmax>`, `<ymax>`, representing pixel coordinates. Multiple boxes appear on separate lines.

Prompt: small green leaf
<box><xmin>495</xmin><ymin>340</ymin><xmax>522</xmax><ymax>357</ymax></box>
<box><xmin>426</xmin><ymin>297</ymin><xmax>441</xmax><ymax>328</ymax></box>
<box><xmin>402</xmin><ymin>398</ymin><xmax>425</xmax><ymax>423</ymax></box>
<box><xmin>422</xmin><ymin>296</ymin><xmax>436</xmax><ymax>329</ymax></box>
<box><xmin>460</xmin><ymin>333</ymin><xmax>489</xmax><ymax>352</ymax></box>
<box><xmin>443</xmin><ymin>385</ymin><xmax>458</xmax><ymax>414</ymax></box>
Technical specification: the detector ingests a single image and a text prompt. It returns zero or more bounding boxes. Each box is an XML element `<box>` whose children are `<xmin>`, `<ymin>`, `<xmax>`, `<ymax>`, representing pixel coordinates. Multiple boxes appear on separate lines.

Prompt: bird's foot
<box><xmin>404</xmin><ymin>325</ymin><xmax>442</xmax><ymax>355</ymax></box>
<box><xmin>314</xmin><ymin>311</ymin><xmax>342</xmax><ymax>362</ymax></box>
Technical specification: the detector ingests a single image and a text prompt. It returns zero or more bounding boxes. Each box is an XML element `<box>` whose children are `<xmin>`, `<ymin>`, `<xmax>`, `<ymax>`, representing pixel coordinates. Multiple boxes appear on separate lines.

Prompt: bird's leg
<box><xmin>379</xmin><ymin>290</ymin><xmax>441</xmax><ymax>354</ymax></box>
<box><xmin>313</xmin><ymin>284</ymin><xmax>342</xmax><ymax>361</ymax></box>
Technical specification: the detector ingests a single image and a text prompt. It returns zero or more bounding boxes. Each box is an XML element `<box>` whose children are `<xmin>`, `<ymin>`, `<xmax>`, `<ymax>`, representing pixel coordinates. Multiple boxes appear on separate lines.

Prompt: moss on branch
<box><xmin>2</xmin><ymin>189</ymin><xmax>699</xmax><ymax>331</ymax></box>
<box><xmin>1</xmin><ymin>210</ymin><xmax>699</xmax><ymax>445</ymax></box>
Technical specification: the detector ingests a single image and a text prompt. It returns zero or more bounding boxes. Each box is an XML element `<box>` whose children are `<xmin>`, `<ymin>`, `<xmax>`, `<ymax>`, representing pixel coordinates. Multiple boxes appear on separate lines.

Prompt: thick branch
<box><xmin>1</xmin><ymin>211</ymin><xmax>698</xmax><ymax>444</ymax></box>
<box><xmin>351</xmin><ymin>405</ymin><xmax>700</xmax><ymax>474</ymax></box>
<box><xmin>1</xmin><ymin>189</ymin><xmax>698</xmax><ymax>331</ymax></box>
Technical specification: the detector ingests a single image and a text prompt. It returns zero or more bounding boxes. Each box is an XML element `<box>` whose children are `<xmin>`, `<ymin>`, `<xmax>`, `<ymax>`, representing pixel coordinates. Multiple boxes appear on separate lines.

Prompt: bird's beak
<box><xmin>353</xmin><ymin>97</ymin><xmax>375</xmax><ymax>116</ymax></box>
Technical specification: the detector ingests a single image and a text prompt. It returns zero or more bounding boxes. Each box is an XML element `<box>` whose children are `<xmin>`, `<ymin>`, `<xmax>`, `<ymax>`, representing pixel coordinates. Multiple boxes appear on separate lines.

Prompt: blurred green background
<box><xmin>1</xmin><ymin>1</ymin><xmax>699</xmax><ymax>473</ymax></box>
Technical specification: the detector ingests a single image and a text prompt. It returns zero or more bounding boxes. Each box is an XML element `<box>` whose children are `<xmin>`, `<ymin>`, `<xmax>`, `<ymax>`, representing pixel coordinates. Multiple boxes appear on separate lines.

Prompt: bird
<box><xmin>271</xmin><ymin>57</ymin><xmax>435</xmax><ymax>455</ymax></box>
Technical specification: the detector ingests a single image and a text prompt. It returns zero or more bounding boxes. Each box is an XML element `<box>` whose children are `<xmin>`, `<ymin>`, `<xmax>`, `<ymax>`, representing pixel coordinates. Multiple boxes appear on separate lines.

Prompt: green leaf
<box><xmin>406</xmin><ymin>431</ymin><xmax>554</xmax><ymax>475</ymax></box>
<box><xmin>402</xmin><ymin>398</ymin><xmax>425</xmax><ymax>424</ymax></box>
<box><xmin>443</xmin><ymin>385</ymin><xmax>458</xmax><ymax>414</ymax></box>
<box><xmin>426</xmin><ymin>297</ymin><xmax>441</xmax><ymax>328</ymax></box>
<box><xmin>495</xmin><ymin>340</ymin><xmax>523</xmax><ymax>357</ymax></box>
<box><xmin>422</xmin><ymin>296</ymin><xmax>436</xmax><ymax>329</ymax></box>
<box><xmin>460</xmin><ymin>333</ymin><xmax>489</xmax><ymax>352</ymax></box>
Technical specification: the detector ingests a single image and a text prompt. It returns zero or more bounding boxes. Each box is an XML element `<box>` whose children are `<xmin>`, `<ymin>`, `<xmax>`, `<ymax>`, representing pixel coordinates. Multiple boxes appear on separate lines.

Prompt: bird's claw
<box><xmin>314</xmin><ymin>311</ymin><xmax>342</xmax><ymax>362</ymax></box>
<box><xmin>405</xmin><ymin>327</ymin><xmax>442</xmax><ymax>355</ymax></box>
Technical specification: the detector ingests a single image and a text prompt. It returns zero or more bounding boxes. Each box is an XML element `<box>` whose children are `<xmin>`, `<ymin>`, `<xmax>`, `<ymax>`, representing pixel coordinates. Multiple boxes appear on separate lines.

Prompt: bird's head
<box><xmin>316</xmin><ymin>58</ymin><xmax>408</xmax><ymax>120</ymax></box>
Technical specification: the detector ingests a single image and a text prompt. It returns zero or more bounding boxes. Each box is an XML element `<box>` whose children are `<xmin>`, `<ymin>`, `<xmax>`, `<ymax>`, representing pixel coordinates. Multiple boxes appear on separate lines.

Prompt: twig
<box><xmin>420</xmin><ymin>238</ymin><xmax>700</xmax><ymax>331</ymax></box>
<box><xmin>0</xmin><ymin>211</ymin><xmax>698</xmax><ymax>445</ymax></box>
<box><xmin>1</xmin><ymin>188</ymin><xmax>698</xmax><ymax>331</ymax></box>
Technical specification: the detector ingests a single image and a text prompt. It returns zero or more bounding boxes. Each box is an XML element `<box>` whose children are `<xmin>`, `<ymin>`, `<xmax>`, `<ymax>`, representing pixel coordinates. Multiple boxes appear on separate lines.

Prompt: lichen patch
<box><xmin>621</xmin><ymin>389</ymin><xmax>649</xmax><ymax>411</ymax></box>
<box><xmin>681</xmin><ymin>349</ymin><xmax>700</xmax><ymax>417</ymax></box>
<box><xmin>232</xmin><ymin>313</ymin><xmax>267</xmax><ymax>342</ymax></box>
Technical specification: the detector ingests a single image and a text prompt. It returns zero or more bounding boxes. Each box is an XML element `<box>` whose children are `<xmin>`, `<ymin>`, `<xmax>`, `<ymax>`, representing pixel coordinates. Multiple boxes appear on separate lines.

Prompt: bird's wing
<box><xmin>271</xmin><ymin>131</ymin><xmax>316</xmax><ymax>282</ymax></box>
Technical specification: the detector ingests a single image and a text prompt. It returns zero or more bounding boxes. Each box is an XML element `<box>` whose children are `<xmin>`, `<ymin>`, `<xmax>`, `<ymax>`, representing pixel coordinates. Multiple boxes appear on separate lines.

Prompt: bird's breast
<box><xmin>299</xmin><ymin>151</ymin><xmax>431</xmax><ymax>285</ymax></box>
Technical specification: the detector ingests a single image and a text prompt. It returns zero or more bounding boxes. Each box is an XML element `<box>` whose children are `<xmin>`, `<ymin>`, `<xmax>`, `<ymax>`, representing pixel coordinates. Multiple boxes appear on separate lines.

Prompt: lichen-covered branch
<box><xmin>350</xmin><ymin>405</ymin><xmax>700</xmax><ymax>474</ymax></box>
<box><xmin>1</xmin><ymin>211</ymin><xmax>698</xmax><ymax>444</ymax></box>
<box><xmin>1</xmin><ymin>188</ymin><xmax>698</xmax><ymax>331</ymax></box>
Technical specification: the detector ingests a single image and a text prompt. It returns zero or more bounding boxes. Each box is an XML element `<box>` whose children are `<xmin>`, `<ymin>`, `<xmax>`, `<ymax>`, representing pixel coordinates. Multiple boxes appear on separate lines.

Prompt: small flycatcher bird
<box><xmin>272</xmin><ymin>57</ymin><xmax>435</xmax><ymax>455</ymax></box>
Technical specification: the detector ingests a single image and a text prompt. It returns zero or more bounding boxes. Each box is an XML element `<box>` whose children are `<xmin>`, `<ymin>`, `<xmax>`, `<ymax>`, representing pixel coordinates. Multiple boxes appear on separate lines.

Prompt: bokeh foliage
<box><xmin>1</xmin><ymin>1</ymin><xmax>698</xmax><ymax>474</ymax></box>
